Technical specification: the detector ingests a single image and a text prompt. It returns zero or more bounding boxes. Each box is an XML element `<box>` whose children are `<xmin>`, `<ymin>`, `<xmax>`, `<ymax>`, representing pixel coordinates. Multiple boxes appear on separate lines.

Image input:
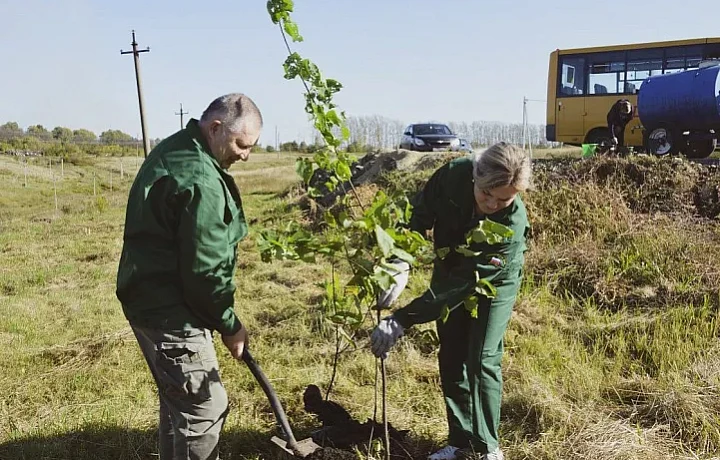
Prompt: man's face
<box><xmin>620</xmin><ymin>101</ymin><xmax>632</xmax><ymax>115</ymax></box>
<box><xmin>206</xmin><ymin>120</ymin><xmax>261</xmax><ymax>169</ymax></box>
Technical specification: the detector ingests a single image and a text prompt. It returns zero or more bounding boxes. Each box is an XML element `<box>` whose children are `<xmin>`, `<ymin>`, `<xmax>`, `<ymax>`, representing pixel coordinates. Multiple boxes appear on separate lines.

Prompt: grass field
<box><xmin>2</xmin><ymin>150</ymin><xmax>720</xmax><ymax>460</ymax></box>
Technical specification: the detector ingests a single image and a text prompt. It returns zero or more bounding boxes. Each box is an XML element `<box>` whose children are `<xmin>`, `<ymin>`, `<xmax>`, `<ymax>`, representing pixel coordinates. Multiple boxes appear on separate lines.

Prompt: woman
<box><xmin>370</xmin><ymin>142</ymin><xmax>532</xmax><ymax>460</ymax></box>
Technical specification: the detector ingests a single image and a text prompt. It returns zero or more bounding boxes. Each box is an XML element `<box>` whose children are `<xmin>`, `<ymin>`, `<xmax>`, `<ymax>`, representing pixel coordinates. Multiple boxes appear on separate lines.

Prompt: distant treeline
<box><xmin>0</xmin><ymin>121</ymin><xmax>161</xmax><ymax>157</ymax></box>
<box><xmin>0</xmin><ymin>115</ymin><xmax>559</xmax><ymax>157</ymax></box>
<box><xmin>264</xmin><ymin>116</ymin><xmax>558</xmax><ymax>154</ymax></box>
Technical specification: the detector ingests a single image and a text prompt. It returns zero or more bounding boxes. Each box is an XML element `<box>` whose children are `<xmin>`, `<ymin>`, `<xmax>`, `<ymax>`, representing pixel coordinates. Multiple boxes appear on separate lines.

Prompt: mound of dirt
<box><xmin>308</xmin><ymin>149</ymin><xmax>463</xmax><ymax>207</ymax></box>
<box><xmin>533</xmin><ymin>156</ymin><xmax>720</xmax><ymax>219</ymax></box>
<box><xmin>301</xmin><ymin>152</ymin><xmax>720</xmax><ymax>230</ymax></box>
<box><xmin>304</xmin><ymin>447</ymin><xmax>358</xmax><ymax>460</ymax></box>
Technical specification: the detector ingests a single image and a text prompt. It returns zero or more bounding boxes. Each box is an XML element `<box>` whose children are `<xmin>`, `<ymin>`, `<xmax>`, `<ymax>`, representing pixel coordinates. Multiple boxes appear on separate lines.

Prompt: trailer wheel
<box><xmin>644</xmin><ymin>126</ymin><xmax>680</xmax><ymax>156</ymax></box>
<box><xmin>684</xmin><ymin>138</ymin><xmax>717</xmax><ymax>159</ymax></box>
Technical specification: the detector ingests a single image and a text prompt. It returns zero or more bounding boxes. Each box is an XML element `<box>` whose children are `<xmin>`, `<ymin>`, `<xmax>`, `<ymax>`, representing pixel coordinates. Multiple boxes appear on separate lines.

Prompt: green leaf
<box><xmin>351</xmin><ymin>220</ymin><xmax>369</xmax><ymax>230</ymax></box>
<box><xmin>482</xmin><ymin>219</ymin><xmax>515</xmax><ymax>238</ymax></box>
<box><xmin>439</xmin><ymin>305</ymin><xmax>450</xmax><ymax>323</ymax></box>
<box><xmin>404</xmin><ymin>199</ymin><xmax>413</xmax><ymax>222</ymax></box>
<box><xmin>283</xmin><ymin>19</ymin><xmax>303</xmax><ymax>42</ymax></box>
<box><xmin>336</xmin><ymin>161</ymin><xmax>352</xmax><ymax>182</ymax></box>
<box><xmin>326</xmin><ymin>110</ymin><xmax>342</xmax><ymax>125</ymax></box>
<box><xmin>436</xmin><ymin>247</ymin><xmax>451</xmax><ymax>260</ymax></box>
<box><xmin>374</xmin><ymin>225</ymin><xmax>395</xmax><ymax>258</ymax></box>
<box><xmin>300</xmin><ymin>251</ymin><xmax>316</xmax><ymax>263</ymax></box>
<box><xmin>468</xmin><ymin>228</ymin><xmax>488</xmax><ymax>244</ymax></box>
<box><xmin>475</xmin><ymin>278</ymin><xmax>497</xmax><ymax>299</ymax></box>
<box><xmin>323</xmin><ymin>211</ymin><xmax>337</xmax><ymax>228</ymax></box>
<box><xmin>390</xmin><ymin>247</ymin><xmax>415</xmax><ymax>265</ymax></box>
<box><xmin>350</xmin><ymin>257</ymin><xmax>375</xmax><ymax>276</ymax></box>
<box><xmin>463</xmin><ymin>296</ymin><xmax>479</xmax><ymax>319</ymax></box>
<box><xmin>370</xmin><ymin>270</ymin><xmax>393</xmax><ymax>292</ymax></box>
<box><xmin>455</xmin><ymin>245</ymin><xmax>481</xmax><ymax>257</ymax></box>
<box><xmin>337</xmin><ymin>326</ymin><xmax>357</xmax><ymax>349</ymax></box>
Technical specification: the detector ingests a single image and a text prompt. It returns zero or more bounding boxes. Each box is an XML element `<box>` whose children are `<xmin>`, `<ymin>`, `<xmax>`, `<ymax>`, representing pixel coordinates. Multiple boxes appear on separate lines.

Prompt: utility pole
<box><xmin>522</xmin><ymin>96</ymin><xmax>546</xmax><ymax>160</ymax></box>
<box><xmin>121</xmin><ymin>30</ymin><xmax>151</xmax><ymax>157</ymax></box>
<box><xmin>175</xmin><ymin>103</ymin><xmax>189</xmax><ymax>129</ymax></box>
<box><xmin>522</xmin><ymin>97</ymin><xmax>530</xmax><ymax>157</ymax></box>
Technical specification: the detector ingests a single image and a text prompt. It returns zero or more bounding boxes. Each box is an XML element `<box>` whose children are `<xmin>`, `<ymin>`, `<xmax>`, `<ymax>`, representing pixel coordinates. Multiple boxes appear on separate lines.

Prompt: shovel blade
<box><xmin>271</xmin><ymin>436</ymin><xmax>322</xmax><ymax>458</ymax></box>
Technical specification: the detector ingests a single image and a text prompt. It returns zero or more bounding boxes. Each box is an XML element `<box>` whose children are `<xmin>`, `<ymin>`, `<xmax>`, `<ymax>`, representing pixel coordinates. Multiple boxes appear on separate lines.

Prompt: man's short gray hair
<box><xmin>199</xmin><ymin>93</ymin><xmax>263</xmax><ymax>133</ymax></box>
<box><xmin>472</xmin><ymin>142</ymin><xmax>532</xmax><ymax>192</ymax></box>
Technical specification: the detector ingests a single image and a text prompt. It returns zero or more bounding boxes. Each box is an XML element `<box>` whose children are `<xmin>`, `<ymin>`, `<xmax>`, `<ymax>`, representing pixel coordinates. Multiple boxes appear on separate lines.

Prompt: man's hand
<box><xmin>370</xmin><ymin>316</ymin><xmax>405</xmax><ymax>359</ymax></box>
<box><xmin>377</xmin><ymin>260</ymin><xmax>410</xmax><ymax>309</ymax></box>
<box><xmin>222</xmin><ymin>323</ymin><xmax>248</xmax><ymax>359</ymax></box>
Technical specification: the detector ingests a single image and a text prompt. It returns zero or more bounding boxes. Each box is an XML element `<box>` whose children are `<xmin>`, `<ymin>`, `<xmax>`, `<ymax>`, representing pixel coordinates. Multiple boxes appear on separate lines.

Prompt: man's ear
<box><xmin>209</xmin><ymin>120</ymin><xmax>223</xmax><ymax>136</ymax></box>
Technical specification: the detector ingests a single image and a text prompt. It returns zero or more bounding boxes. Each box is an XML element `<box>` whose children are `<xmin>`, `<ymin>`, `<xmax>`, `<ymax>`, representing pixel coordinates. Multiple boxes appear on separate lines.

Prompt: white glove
<box><xmin>377</xmin><ymin>260</ymin><xmax>410</xmax><ymax>309</ymax></box>
<box><xmin>611</xmin><ymin>136</ymin><xmax>619</xmax><ymax>145</ymax></box>
<box><xmin>370</xmin><ymin>316</ymin><xmax>405</xmax><ymax>359</ymax></box>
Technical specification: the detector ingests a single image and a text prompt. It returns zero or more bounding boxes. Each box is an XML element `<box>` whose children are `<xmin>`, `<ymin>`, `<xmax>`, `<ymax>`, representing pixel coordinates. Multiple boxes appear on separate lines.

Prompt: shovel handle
<box><xmin>241</xmin><ymin>349</ymin><xmax>299</xmax><ymax>450</ymax></box>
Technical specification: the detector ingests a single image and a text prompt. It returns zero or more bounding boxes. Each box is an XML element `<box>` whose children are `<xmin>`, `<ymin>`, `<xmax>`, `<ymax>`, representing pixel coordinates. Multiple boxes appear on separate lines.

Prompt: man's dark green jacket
<box><xmin>116</xmin><ymin>119</ymin><xmax>247</xmax><ymax>336</ymax></box>
<box><xmin>392</xmin><ymin>156</ymin><xmax>530</xmax><ymax>328</ymax></box>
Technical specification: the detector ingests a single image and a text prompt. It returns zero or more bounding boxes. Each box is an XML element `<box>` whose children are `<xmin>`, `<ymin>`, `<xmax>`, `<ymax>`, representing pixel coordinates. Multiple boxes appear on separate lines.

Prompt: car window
<box><xmin>414</xmin><ymin>124</ymin><xmax>452</xmax><ymax>135</ymax></box>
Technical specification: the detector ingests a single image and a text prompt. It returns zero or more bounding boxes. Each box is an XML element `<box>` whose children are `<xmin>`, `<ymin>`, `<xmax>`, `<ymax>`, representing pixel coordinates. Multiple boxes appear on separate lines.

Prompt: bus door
<box><xmin>556</xmin><ymin>56</ymin><xmax>586</xmax><ymax>144</ymax></box>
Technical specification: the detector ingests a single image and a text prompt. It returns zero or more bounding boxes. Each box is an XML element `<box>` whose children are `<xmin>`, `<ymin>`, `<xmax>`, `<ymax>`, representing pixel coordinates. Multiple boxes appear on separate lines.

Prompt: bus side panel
<box><xmin>584</xmin><ymin>95</ymin><xmax>642</xmax><ymax>147</ymax></box>
<box><xmin>546</xmin><ymin>51</ymin><xmax>558</xmax><ymax>141</ymax></box>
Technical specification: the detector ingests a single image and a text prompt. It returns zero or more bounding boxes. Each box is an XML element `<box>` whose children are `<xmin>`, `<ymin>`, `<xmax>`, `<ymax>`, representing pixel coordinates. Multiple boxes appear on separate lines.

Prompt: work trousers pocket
<box><xmin>154</xmin><ymin>337</ymin><xmax>215</xmax><ymax>403</ymax></box>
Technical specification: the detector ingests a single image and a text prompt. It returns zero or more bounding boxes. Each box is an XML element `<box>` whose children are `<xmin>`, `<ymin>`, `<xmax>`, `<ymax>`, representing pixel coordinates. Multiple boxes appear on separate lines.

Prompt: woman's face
<box><xmin>473</xmin><ymin>183</ymin><xmax>519</xmax><ymax>215</ymax></box>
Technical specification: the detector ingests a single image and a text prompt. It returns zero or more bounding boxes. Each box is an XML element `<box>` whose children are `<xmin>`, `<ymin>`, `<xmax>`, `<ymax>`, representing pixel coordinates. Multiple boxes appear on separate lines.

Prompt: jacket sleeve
<box><xmin>176</xmin><ymin>180</ymin><xmax>242</xmax><ymax>336</ymax></box>
<box><xmin>392</xmin><ymin>241</ymin><xmax>514</xmax><ymax>328</ymax></box>
<box><xmin>394</xmin><ymin>200</ymin><xmax>529</xmax><ymax>329</ymax></box>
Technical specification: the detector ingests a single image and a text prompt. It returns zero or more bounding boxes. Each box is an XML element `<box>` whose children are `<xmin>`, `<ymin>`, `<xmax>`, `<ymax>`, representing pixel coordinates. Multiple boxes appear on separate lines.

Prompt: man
<box><xmin>116</xmin><ymin>93</ymin><xmax>262</xmax><ymax>459</ymax></box>
<box><xmin>607</xmin><ymin>98</ymin><xmax>633</xmax><ymax>149</ymax></box>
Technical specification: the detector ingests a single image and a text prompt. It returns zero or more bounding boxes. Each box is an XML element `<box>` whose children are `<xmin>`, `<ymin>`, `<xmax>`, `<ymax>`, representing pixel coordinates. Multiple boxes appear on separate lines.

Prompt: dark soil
<box><xmin>305</xmin><ymin>447</ymin><xmax>360</xmax><ymax>460</ymax></box>
<box><xmin>302</xmin><ymin>385</ymin><xmax>434</xmax><ymax>459</ymax></box>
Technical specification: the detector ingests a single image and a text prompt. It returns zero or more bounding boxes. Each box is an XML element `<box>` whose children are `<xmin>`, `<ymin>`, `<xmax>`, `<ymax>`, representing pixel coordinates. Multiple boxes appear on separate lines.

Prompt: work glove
<box><xmin>376</xmin><ymin>259</ymin><xmax>410</xmax><ymax>309</ymax></box>
<box><xmin>370</xmin><ymin>316</ymin><xmax>405</xmax><ymax>359</ymax></box>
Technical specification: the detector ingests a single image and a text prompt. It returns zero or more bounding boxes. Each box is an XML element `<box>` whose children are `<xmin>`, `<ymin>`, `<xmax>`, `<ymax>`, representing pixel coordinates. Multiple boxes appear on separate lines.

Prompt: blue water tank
<box><xmin>638</xmin><ymin>65</ymin><xmax>720</xmax><ymax>131</ymax></box>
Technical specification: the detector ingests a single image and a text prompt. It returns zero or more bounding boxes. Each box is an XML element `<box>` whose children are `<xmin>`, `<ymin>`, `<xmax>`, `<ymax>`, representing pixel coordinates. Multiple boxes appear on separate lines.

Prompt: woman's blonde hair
<box><xmin>472</xmin><ymin>142</ymin><xmax>532</xmax><ymax>192</ymax></box>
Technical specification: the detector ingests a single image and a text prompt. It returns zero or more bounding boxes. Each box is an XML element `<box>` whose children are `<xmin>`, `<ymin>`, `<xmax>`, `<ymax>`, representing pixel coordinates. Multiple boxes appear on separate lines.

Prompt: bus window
<box><xmin>627</xmin><ymin>48</ymin><xmax>662</xmax><ymax>90</ymax></box>
<box><xmin>687</xmin><ymin>57</ymin><xmax>702</xmax><ymax>69</ymax></box>
<box><xmin>705</xmin><ymin>43</ymin><xmax>720</xmax><ymax>59</ymax></box>
<box><xmin>559</xmin><ymin>56</ymin><xmax>585</xmax><ymax>95</ymax></box>
<box><xmin>588</xmin><ymin>51</ymin><xmax>625</xmax><ymax>94</ymax></box>
<box><xmin>664</xmin><ymin>44</ymin><xmax>704</xmax><ymax>73</ymax></box>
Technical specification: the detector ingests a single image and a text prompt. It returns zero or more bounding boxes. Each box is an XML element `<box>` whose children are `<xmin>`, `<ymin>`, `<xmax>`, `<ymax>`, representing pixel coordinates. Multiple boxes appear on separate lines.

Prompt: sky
<box><xmin>1</xmin><ymin>0</ymin><xmax>718</xmax><ymax>146</ymax></box>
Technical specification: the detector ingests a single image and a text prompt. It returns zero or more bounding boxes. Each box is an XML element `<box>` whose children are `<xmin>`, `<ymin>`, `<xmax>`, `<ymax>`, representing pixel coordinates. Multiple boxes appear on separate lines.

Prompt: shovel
<box><xmin>241</xmin><ymin>349</ymin><xmax>322</xmax><ymax>458</ymax></box>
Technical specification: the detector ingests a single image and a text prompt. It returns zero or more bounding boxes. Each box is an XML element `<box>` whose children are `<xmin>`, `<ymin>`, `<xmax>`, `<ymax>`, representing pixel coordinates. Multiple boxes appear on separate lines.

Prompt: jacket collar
<box><xmin>185</xmin><ymin>118</ymin><xmax>221</xmax><ymax>169</ymax></box>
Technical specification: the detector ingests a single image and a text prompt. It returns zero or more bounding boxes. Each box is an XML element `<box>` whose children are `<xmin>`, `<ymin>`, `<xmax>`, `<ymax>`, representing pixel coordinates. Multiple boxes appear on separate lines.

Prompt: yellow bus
<box><xmin>546</xmin><ymin>37</ymin><xmax>720</xmax><ymax>151</ymax></box>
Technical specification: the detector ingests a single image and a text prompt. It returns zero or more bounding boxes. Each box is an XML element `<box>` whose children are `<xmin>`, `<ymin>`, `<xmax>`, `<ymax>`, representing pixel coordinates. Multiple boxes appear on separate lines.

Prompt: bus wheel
<box><xmin>585</xmin><ymin>128</ymin><xmax>612</xmax><ymax>146</ymax></box>
<box><xmin>644</xmin><ymin>126</ymin><xmax>680</xmax><ymax>156</ymax></box>
<box><xmin>684</xmin><ymin>138</ymin><xmax>717</xmax><ymax>159</ymax></box>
